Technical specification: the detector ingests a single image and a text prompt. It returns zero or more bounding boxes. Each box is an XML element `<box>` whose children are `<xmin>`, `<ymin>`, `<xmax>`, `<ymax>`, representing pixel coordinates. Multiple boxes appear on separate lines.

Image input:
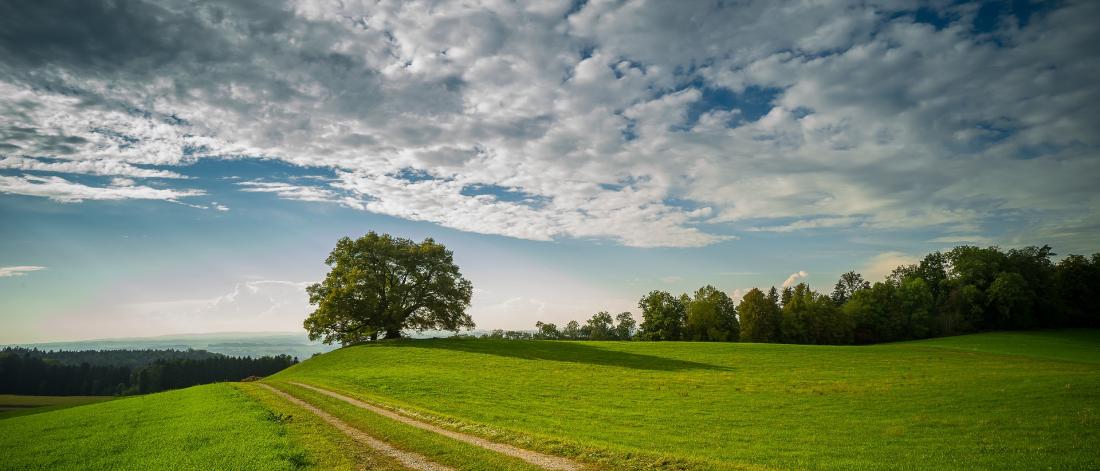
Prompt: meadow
<box><xmin>0</xmin><ymin>384</ymin><xmax>310</xmax><ymax>470</ymax></box>
<box><xmin>1</xmin><ymin>330</ymin><xmax>1097</xmax><ymax>470</ymax></box>
<box><xmin>269</xmin><ymin>329</ymin><xmax>1100</xmax><ymax>470</ymax></box>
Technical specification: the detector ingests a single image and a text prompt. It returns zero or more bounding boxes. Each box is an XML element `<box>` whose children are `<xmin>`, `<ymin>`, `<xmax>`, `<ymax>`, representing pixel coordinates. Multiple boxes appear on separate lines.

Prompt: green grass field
<box><xmin>0</xmin><ymin>394</ymin><xmax>115</xmax><ymax>419</ymax></box>
<box><xmin>269</xmin><ymin>329</ymin><xmax>1100</xmax><ymax>470</ymax></box>
<box><xmin>0</xmin><ymin>384</ymin><xmax>311</xmax><ymax>470</ymax></box>
<box><xmin>1</xmin><ymin>330</ymin><xmax>1097</xmax><ymax>470</ymax></box>
<box><xmin>900</xmin><ymin>329</ymin><xmax>1100</xmax><ymax>364</ymax></box>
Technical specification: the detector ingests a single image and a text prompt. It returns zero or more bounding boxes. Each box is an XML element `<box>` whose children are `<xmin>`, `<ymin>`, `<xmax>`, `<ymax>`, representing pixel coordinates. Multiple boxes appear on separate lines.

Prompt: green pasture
<box><xmin>2</xmin><ymin>330</ymin><xmax>1096</xmax><ymax>470</ymax></box>
<box><xmin>271</xmin><ymin>329</ymin><xmax>1100</xmax><ymax>470</ymax></box>
<box><xmin>0</xmin><ymin>383</ymin><xmax>309</xmax><ymax>470</ymax></box>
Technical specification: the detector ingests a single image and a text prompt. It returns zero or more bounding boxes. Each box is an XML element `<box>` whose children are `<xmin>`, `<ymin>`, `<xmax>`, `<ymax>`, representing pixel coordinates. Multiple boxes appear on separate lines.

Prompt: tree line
<box><xmin>0</xmin><ymin>348</ymin><xmax>298</xmax><ymax>396</ymax></box>
<box><xmin>6</xmin><ymin>348</ymin><xmax>221</xmax><ymax>368</ymax></box>
<box><xmin>532</xmin><ymin>245</ymin><xmax>1099</xmax><ymax>344</ymax></box>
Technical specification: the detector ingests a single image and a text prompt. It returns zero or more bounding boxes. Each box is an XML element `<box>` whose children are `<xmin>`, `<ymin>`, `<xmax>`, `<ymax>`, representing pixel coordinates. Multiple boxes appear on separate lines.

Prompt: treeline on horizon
<box><xmin>0</xmin><ymin>348</ymin><xmax>298</xmax><ymax>396</ymax></box>
<box><xmin>516</xmin><ymin>245</ymin><xmax>1099</xmax><ymax>344</ymax></box>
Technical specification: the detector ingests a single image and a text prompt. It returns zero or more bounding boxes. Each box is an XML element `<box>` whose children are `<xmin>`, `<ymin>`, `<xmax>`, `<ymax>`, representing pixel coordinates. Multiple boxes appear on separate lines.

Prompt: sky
<box><xmin>1</xmin><ymin>0</ymin><xmax>1098</xmax><ymax>343</ymax></box>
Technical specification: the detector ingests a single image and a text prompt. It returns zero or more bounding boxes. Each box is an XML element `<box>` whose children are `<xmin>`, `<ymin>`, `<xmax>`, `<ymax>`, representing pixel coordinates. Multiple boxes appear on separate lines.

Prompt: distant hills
<box><xmin>3</xmin><ymin>330</ymin><xmax>492</xmax><ymax>359</ymax></box>
<box><xmin>6</xmin><ymin>332</ymin><xmax>337</xmax><ymax>360</ymax></box>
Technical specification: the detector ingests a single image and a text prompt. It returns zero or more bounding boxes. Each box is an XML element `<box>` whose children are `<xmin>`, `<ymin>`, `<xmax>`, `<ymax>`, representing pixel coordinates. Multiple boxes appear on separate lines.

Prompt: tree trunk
<box><xmin>384</xmin><ymin>328</ymin><xmax>402</xmax><ymax>339</ymax></box>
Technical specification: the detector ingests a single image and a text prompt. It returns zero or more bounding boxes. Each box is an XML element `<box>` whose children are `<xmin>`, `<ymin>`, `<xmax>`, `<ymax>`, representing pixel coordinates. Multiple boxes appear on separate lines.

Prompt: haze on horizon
<box><xmin>2</xmin><ymin>0</ymin><xmax>1098</xmax><ymax>344</ymax></box>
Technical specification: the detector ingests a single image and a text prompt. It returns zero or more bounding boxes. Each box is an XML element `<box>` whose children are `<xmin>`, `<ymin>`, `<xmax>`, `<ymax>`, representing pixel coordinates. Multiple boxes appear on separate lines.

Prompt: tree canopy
<box><xmin>530</xmin><ymin>244</ymin><xmax>1096</xmax><ymax>347</ymax></box>
<box><xmin>685</xmin><ymin>285</ymin><xmax>739</xmax><ymax>341</ymax></box>
<box><xmin>637</xmin><ymin>290</ymin><xmax>686</xmax><ymax>340</ymax></box>
<box><xmin>304</xmin><ymin>232</ymin><xmax>474</xmax><ymax>344</ymax></box>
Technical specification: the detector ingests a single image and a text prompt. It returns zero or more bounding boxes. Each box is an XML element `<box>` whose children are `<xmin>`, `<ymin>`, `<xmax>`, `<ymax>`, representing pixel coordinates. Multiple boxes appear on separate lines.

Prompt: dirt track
<box><xmin>257</xmin><ymin>383</ymin><xmax>455</xmax><ymax>471</ymax></box>
<box><xmin>288</xmin><ymin>381</ymin><xmax>581</xmax><ymax>471</ymax></box>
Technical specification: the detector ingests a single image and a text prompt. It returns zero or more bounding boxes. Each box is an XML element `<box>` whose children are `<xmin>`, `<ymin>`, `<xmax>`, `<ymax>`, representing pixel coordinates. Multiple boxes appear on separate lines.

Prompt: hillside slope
<box><xmin>898</xmin><ymin>329</ymin><xmax>1100</xmax><ymax>364</ymax></box>
<box><xmin>0</xmin><ymin>384</ymin><xmax>311</xmax><ymax>470</ymax></box>
<box><xmin>2</xmin><ymin>331</ymin><xmax>1096</xmax><ymax>470</ymax></box>
<box><xmin>269</xmin><ymin>330</ymin><xmax>1100</xmax><ymax>470</ymax></box>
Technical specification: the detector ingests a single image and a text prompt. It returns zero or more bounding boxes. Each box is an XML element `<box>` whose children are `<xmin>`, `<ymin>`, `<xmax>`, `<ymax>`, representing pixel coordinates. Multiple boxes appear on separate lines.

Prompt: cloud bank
<box><xmin>1</xmin><ymin>0</ymin><xmax>1097</xmax><ymax>248</ymax></box>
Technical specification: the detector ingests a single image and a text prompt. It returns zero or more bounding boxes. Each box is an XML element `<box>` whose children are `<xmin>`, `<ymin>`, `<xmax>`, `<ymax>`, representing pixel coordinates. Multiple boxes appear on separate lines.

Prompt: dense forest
<box><xmin>0</xmin><ymin>348</ymin><xmax>297</xmax><ymax>396</ymax></box>
<box><xmin>7</xmin><ymin>348</ymin><xmax>221</xmax><ymax>368</ymax></box>
<box><xmin>529</xmin><ymin>245</ymin><xmax>1100</xmax><ymax>344</ymax></box>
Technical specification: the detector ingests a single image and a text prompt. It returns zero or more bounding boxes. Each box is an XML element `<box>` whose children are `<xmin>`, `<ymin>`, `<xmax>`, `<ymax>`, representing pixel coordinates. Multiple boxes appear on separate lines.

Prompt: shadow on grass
<box><xmin>400</xmin><ymin>339</ymin><xmax>729</xmax><ymax>372</ymax></box>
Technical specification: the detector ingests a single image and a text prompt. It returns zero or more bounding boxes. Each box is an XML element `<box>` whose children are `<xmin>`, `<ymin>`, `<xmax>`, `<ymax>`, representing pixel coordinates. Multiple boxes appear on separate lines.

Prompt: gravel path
<box><xmin>288</xmin><ymin>382</ymin><xmax>582</xmax><ymax>471</ymax></box>
<box><xmin>258</xmin><ymin>383</ymin><xmax>454</xmax><ymax>471</ymax></box>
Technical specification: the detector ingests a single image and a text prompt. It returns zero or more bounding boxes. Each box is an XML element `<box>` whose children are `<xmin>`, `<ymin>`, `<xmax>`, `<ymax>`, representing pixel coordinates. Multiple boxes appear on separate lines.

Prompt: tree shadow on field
<box><xmin>404</xmin><ymin>339</ymin><xmax>729</xmax><ymax>372</ymax></box>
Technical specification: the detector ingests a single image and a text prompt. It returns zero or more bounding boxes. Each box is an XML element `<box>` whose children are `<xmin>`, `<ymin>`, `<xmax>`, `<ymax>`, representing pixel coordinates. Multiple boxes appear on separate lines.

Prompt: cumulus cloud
<box><xmin>782</xmin><ymin>270</ymin><xmax>809</xmax><ymax>288</ymax></box>
<box><xmin>332</xmin><ymin>170</ymin><xmax>723</xmax><ymax>247</ymax></box>
<box><xmin>0</xmin><ymin>174</ymin><xmax>204</xmax><ymax>202</ymax></box>
<box><xmin>0</xmin><ymin>0</ymin><xmax>1096</xmax><ymax>248</ymax></box>
<box><xmin>0</xmin><ymin>265</ymin><xmax>46</xmax><ymax>277</ymax></box>
<box><xmin>0</xmin><ymin>156</ymin><xmax>186</xmax><ymax>179</ymax></box>
<box><xmin>859</xmin><ymin>252</ymin><xmax>920</xmax><ymax>282</ymax></box>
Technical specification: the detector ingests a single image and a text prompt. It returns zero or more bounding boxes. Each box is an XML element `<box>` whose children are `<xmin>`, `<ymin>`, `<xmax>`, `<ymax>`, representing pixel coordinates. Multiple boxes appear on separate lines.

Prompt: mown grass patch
<box><xmin>0</xmin><ymin>383</ymin><xmax>309</xmax><ymax>470</ymax></box>
<box><xmin>272</xmin><ymin>329</ymin><xmax>1100</xmax><ymax>470</ymax></box>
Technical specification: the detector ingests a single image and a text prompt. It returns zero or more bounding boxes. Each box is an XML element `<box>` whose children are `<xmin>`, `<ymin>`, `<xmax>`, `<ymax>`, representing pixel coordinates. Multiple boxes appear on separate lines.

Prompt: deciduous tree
<box><xmin>831</xmin><ymin>271</ymin><xmax>870</xmax><ymax>306</ymax></box>
<box><xmin>685</xmin><ymin>285</ymin><xmax>739</xmax><ymax>341</ymax></box>
<box><xmin>614</xmin><ymin>312</ymin><xmax>637</xmax><ymax>340</ymax></box>
<box><xmin>637</xmin><ymin>290</ymin><xmax>685</xmax><ymax>341</ymax></box>
<box><xmin>738</xmin><ymin>288</ymin><xmax>779</xmax><ymax>342</ymax></box>
<box><xmin>304</xmin><ymin>232</ymin><xmax>474</xmax><ymax>344</ymax></box>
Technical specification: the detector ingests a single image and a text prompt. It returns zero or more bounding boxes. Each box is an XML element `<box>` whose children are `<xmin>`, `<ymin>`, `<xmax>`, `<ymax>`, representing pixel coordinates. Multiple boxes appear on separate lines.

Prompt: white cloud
<box><xmin>0</xmin><ymin>156</ymin><xmax>186</xmax><ymax>179</ymax></box>
<box><xmin>0</xmin><ymin>174</ymin><xmax>204</xmax><ymax>203</ymax></box>
<box><xmin>237</xmin><ymin>181</ymin><xmax>348</xmax><ymax>205</ymax></box>
<box><xmin>1</xmin><ymin>0</ymin><xmax>1097</xmax><ymax>249</ymax></box>
<box><xmin>781</xmin><ymin>270</ymin><xmax>809</xmax><ymax>288</ymax></box>
<box><xmin>0</xmin><ymin>266</ymin><xmax>46</xmax><ymax>277</ymax></box>
<box><xmin>747</xmin><ymin>216</ymin><xmax>863</xmax><ymax>233</ymax></box>
<box><xmin>928</xmin><ymin>235</ymin><xmax>994</xmax><ymax>246</ymax></box>
<box><xmin>859</xmin><ymin>252</ymin><xmax>920</xmax><ymax>283</ymax></box>
<box><xmin>729</xmin><ymin>287</ymin><xmax>755</xmax><ymax>303</ymax></box>
<box><xmin>332</xmin><ymin>171</ymin><xmax>725</xmax><ymax>247</ymax></box>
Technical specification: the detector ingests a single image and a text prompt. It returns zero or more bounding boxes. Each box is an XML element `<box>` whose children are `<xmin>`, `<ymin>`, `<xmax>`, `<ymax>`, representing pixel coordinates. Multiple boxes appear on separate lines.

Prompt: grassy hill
<box><xmin>898</xmin><ymin>329</ymin><xmax>1100</xmax><ymax>364</ymax></box>
<box><xmin>268</xmin><ymin>329</ymin><xmax>1099</xmax><ymax>469</ymax></box>
<box><xmin>1</xmin><ymin>329</ymin><xmax>1097</xmax><ymax>470</ymax></box>
<box><xmin>0</xmin><ymin>383</ymin><xmax>318</xmax><ymax>470</ymax></box>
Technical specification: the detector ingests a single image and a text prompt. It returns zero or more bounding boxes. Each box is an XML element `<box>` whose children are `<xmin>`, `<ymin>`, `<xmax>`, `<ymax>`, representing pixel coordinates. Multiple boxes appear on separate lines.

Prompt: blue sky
<box><xmin>1</xmin><ymin>0</ymin><xmax>1098</xmax><ymax>343</ymax></box>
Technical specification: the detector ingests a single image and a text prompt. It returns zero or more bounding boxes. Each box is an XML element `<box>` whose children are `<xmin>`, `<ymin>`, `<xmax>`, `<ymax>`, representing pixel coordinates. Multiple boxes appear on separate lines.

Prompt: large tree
<box><xmin>1054</xmin><ymin>254</ymin><xmax>1100</xmax><ymax>327</ymax></box>
<box><xmin>737</xmin><ymin>288</ymin><xmax>779</xmax><ymax>343</ymax></box>
<box><xmin>614</xmin><ymin>312</ymin><xmax>637</xmax><ymax>340</ymax></box>
<box><xmin>831</xmin><ymin>271</ymin><xmax>870</xmax><ymax>306</ymax></box>
<box><xmin>987</xmin><ymin>271</ymin><xmax>1033</xmax><ymax>328</ymax></box>
<box><xmin>304</xmin><ymin>232</ymin><xmax>474</xmax><ymax>344</ymax></box>
<box><xmin>585</xmin><ymin>311</ymin><xmax>616</xmax><ymax>340</ymax></box>
<box><xmin>637</xmin><ymin>290</ymin><xmax>685</xmax><ymax>341</ymax></box>
<box><xmin>684</xmin><ymin>285</ymin><xmax>739</xmax><ymax>341</ymax></box>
